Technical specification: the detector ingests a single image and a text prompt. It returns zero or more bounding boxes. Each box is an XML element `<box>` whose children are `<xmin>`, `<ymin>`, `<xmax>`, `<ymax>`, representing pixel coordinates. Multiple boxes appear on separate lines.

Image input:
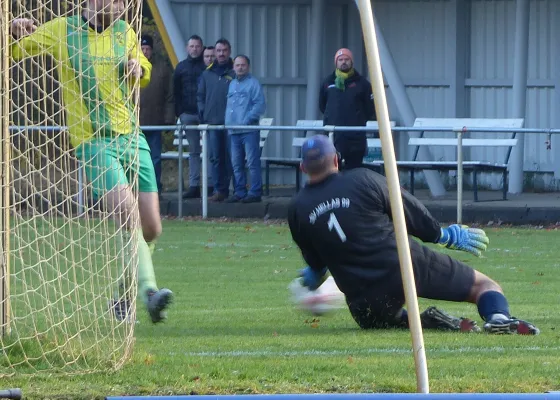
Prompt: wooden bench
<box><xmin>361</xmin><ymin>118</ymin><xmax>523</xmax><ymax>201</ymax></box>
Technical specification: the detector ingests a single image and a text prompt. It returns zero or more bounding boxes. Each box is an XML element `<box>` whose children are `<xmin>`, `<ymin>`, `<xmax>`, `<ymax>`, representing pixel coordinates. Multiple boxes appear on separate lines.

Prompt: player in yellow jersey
<box><xmin>10</xmin><ymin>0</ymin><xmax>173</xmax><ymax>323</ymax></box>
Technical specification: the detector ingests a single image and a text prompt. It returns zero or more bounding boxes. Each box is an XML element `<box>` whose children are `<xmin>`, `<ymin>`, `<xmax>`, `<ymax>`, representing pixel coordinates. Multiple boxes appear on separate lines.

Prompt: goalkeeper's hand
<box><xmin>299</xmin><ymin>266</ymin><xmax>328</xmax><ymax>291</ymax></box>
<box><xmin>437</xmin><ymin>224</ymin><xmax>489</xmax><ymax>257</ymax></box>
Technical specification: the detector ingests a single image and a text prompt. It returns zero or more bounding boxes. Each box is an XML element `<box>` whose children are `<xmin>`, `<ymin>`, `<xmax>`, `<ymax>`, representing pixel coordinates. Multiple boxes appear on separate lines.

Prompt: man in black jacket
<box><xmin>173</xmin><ymin>34</ymin><xmax>206</xmax><ymax>198</ymax></box>
<box><xmin>197</xmin><ymin>38</ymin><xmax>236</xmax><ymax>202</ymax></box>
<box><xmin>288</xmin><ymin>135</ymin><xmax>539</xmax><ymax>335</ymax></box>
<box><xmin>319</xmin><ymin>48</ymin><xmax>376</xmax><ymax>170</ymax></box>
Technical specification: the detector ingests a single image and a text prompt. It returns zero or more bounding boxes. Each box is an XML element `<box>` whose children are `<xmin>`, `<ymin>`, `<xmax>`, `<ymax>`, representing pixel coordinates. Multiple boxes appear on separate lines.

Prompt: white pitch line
<box><xmin>179</xmin><ymin>346</ymin><xmax>560</xmax><ymax>358</ymax></box>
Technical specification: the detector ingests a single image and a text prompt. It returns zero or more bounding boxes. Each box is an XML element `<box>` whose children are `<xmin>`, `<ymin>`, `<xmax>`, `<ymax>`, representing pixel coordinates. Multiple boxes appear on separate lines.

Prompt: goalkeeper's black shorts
<box><xmin>345</xmin><ymin>239</ymin><xmax>475</xmax><ymax>329</ymax></box>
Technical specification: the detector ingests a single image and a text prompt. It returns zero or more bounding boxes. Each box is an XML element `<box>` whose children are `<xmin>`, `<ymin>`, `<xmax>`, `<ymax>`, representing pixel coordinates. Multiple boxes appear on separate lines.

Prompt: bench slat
<box><xmin>408</xmin><ymin>138</ymin><xmax>518</xmax><ymax>147</ymax></box>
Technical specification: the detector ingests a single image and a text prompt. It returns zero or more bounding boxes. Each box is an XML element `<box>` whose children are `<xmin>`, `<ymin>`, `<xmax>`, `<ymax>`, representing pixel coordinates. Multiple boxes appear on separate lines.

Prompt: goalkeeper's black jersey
<box><xmin>287</xmin><ymin>168</ymin><xmax>442</xmax><ymax>297</ymax></box>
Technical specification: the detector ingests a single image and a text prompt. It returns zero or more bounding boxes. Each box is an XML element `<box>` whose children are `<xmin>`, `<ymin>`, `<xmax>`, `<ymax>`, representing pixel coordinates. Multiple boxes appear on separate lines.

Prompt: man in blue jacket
<box><xmin>225</xmin><ymin>55</ymin><xmax>266</xmax><ymax>203</ymax></box>
<box><xmin>197</xmin><ymin>38</ymin><xmax>236</xmax><ymax>202</ymax></box>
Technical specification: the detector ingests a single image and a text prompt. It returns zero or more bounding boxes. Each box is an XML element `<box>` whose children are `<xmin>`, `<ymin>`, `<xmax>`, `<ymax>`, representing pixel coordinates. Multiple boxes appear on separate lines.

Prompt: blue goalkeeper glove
<box><xmin>299</xmin><ymin>266</ymin><xmax>328</xmax><ymax>291</ymax></box>
<box><xmin>438</xmin><ymin>224</ymin><xmax>489</xmax><ymax>257</ymax></box>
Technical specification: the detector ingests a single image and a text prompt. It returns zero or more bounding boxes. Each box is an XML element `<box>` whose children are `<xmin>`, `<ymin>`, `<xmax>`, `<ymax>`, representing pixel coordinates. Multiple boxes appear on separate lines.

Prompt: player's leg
<box><xmin>346</xmin><ymin>291</ymin><xmax>409</xmax><ymax>330</ymax></box>
<box><xmin>411</xmin><ymin>241</ymin><xmax>539</xmax><ymax>335</ymax></box>
<box><xmin>75</xmin><ymin>137</ymin><xmax>139</xmax><ymax>322</ymax></box>
<box><xmin>83</xmin><ymin>133</ymin><xmax>172</xmax><ymax>323</ymax></box>
<box><xmin>466</xmin><ymin>270</ymin><xmax>539</xmax><ymax>335</ymax></box>
<box><xmin>133</xmin><ymin>134</ymin><xmax>173</xmax><ymax>323</ymax></box>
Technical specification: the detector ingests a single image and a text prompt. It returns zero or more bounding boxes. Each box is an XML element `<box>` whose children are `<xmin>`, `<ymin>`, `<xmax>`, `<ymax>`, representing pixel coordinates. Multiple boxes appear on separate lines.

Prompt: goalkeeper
<box><xmin>10</xmin><ymin>0</ymin><xmax>172</xmax><ymax>323</ymax></box>
<box><xmin>288</xmin><ymin>135</ymin><xmax>539</xmax><ymax>335</ymax></box>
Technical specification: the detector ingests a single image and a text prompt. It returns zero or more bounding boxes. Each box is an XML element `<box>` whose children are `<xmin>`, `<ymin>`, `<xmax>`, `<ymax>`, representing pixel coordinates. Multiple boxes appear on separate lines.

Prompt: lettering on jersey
<box><xmin>308</xmin><ymin>198</ymin><xmax>350</xmax><ymax>224</ymax></box>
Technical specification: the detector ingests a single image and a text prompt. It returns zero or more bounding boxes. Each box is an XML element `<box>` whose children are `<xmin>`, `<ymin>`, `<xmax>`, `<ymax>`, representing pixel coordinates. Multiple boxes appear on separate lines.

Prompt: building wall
<box><xmin>167</xmin><ymin>0</ymin><xmax>560</xmax><ymax>188</ymax></box>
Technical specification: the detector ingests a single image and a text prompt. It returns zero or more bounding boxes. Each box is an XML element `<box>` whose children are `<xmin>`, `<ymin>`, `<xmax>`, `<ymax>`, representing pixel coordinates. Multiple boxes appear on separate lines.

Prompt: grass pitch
<box><xmin>2</xmin><ymin>220</ymin><xmax>560</xmax><ymax>399</ymax></box>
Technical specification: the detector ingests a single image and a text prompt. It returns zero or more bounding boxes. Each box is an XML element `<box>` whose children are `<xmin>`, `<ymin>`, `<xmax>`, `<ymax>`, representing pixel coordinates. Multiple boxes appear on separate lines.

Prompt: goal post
<box><xmin>1</xmin><ymin>0</ymin><xmax>11</xmax><ymax>338</ymax></box>
<box><xmin>353</xmin><ymin>0</ymin><xmax>430</xmax><ymax>393</ymax></box>
<box><xmin>1</xmin><ymin>0</ymin><xmax>145</xmax><ymax>376</ymax></box>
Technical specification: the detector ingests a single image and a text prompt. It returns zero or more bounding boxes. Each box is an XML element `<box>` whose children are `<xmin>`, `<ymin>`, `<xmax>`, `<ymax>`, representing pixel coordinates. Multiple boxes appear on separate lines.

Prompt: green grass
<box><xmin>2</xmin><ymin>220</ymin><xmax>560</xmax><ymax>399</ymax></box>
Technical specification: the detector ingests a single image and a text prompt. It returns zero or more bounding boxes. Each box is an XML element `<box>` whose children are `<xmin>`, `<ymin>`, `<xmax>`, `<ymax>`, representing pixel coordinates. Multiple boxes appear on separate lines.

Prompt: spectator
<box><xmin>197</xmin><ymin>38</ymin><xmax>236</xmax><ymax>202</ymax></box>
<box><xmin>225</xmin><ymin>55</ymin><xmax>266</xmax><ymax>203</ymax></box>
<box><xmin>173</xmin><ymin>34</ymin><xmax>207</xmax><ymax>199</ymax></box>
<box><xmin>139</xmin><ymin>34</ymin><xmax>175</xmax><ymax>195</ymax></box>
<box><xmin>203</xmin><ymin>46</ymin><xmax>216</xmax><ymax>67</ymax></box>
<box><xmin>319</xmin><ymin>48</ymin><xmax>376</xmax><ymax>170</ymax></box>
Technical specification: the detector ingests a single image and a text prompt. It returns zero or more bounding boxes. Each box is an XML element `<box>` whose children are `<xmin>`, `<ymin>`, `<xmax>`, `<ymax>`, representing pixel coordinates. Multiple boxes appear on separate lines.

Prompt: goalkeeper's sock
<box><xmin>477</xmin><ymin>290</ymin><xmax>510</xmax><ymax>321</ymax></box>
<box><xmin>136</xmin><ymin>229</ymin><xmax>158</xmax><ymax>305</ymax></box>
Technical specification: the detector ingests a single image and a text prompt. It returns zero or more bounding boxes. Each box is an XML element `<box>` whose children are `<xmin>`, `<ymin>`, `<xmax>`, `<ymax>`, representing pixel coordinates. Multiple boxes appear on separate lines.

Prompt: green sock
<box><xmin>147</xmin><ymin>240</ymin><xmax>156</xmax><ymax>256</ymax></box>
<box><xmin>136</xmin><ymin>230</ymin><xmax>158</xmax><ymax>305</ymax></box>
<box><xmin>116</xmin><ymin>231</ymin><xmax>133</xmax><ymax>300</ymax></box>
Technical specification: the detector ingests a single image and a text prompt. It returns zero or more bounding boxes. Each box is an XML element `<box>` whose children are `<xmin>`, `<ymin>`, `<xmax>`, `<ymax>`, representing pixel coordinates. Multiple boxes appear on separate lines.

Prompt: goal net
<box><xmin>1</xmin><ymin>0</ymin><xmax>144</xmax><ymax>376</ymax></box>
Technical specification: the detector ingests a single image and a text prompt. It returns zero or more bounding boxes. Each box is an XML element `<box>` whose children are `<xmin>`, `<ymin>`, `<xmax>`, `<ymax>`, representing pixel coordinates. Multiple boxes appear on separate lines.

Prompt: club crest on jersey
<box><xmin>114</xmin><ymin>32</ymin><xmax>126</xmax><ymax>46</ymax></box>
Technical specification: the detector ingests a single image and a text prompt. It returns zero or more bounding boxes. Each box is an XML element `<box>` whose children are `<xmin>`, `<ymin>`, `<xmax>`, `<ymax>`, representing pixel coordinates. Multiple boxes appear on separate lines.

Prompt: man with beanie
<box><xmin>319</xmin><ymin>48</ymin><xmax>376</xmax><ymax>170</ymax></box>
<box><xmin>140</xmin><ymin>34</ymin><xmax>175</xmax><ymax>195</ymax></box>
<box><xmin>197</xmin><ymin>38</ymin><xmax>236</xmax><ymax>202</ymax></box>
<box><xmin>173</xmin><ymin>34</ymin><xmax>207</xmax><ymax>199</ymax></box>
<box><xmin>289</xmin><ymin>135</ymin><xmax>540</xmax><ymax>335</ymax></box>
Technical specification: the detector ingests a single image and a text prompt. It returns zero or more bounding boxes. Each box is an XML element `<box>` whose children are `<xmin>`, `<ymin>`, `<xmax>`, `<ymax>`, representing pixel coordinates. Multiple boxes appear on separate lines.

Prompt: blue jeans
<box><xmin>209</xmin><ymin>129</ymin><xmax>233</xmax><ymax>196</ymax></box>
<box><xmin>144</xmin><ymin>130</ymin><xmax>162</xmax><ymax>193</ymax></box>
<box><xmin>230</xmin><ymin>131</ymin><xmax>262</xmax><ymax>198</ymax></box>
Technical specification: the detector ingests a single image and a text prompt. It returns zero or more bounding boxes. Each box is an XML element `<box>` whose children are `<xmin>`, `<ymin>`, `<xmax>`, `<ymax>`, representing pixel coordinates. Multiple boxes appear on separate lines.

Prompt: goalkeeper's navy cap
<box><xmin>301</xmin><ymin>135</ymin><xmax>336</xmax><ymax>167</ymax></box>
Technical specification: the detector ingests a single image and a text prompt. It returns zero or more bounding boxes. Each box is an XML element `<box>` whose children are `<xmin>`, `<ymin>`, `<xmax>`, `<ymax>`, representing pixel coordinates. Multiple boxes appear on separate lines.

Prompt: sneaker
<box><xmin>226</xmin><ymin>195</ymin><xmax>244</xmax><ymax>203</ymax></box>
<box><xmin>241</xmin><ymin>196</ymin><xmax>262</xmax><ymax>203</ymax></box>
<box><xmin>209</xmin><ymin>192</ymin><xmax>227</xmax><ymax>202</ymax></box>
<box><xmin>420</xmin><ymin>306</ymin><xmax>481</xmax><ymax>333</ymax></box>
<box><xmin>109</xmin><ymin>298</ymin><xmax>133</xmax><ymax>322</ymax></box>
<box><xmin>146</xmin><ymin>288</ymin><xmax>174</xmax><ymax>323</ymax></box>
<box><xmin>183</xmin><ymin>187</ymin><xmax>200</xmax><ymax>199</ymax></box>
<box><xmin>483</xmin><ymin>318</ymin><xmax>540</xmax><ymax>335</ymax></box>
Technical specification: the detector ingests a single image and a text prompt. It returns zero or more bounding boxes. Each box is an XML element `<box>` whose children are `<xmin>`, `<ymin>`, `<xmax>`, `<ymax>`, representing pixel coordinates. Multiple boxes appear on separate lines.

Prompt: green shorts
<box><xmin>75</xmin><ymin>133</ymin><xmax>158</xmax><ymax>197</ymax></box>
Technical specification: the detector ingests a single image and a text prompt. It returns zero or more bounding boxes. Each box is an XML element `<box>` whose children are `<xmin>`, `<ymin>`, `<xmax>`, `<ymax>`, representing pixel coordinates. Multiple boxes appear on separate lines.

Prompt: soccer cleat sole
<box><xmin>148</xmin><ymin>288</ymin><xmax>174</xmax><ymax>324</ymax></box>
<box><xmin>483</xmin><ymin>319</ymin><xmax>540</xmax><ymax>335</ymax></box>
<box><xmin>421</xmin><ymin>306</ymin><xmax>481</xmax><ymax>333</ymax></box>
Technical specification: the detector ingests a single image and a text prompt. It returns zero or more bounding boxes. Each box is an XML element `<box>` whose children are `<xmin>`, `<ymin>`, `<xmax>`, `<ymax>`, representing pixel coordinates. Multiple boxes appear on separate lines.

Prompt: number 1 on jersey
<box><xmin>328</xmin><ymin>212</ymin><xmax>347</xmax><ymax>242</ymax></box>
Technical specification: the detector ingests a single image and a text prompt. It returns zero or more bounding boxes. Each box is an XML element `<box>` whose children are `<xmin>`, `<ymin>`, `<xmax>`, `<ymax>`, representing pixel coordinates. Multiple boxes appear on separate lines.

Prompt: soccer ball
<box><xmin>288</xmin><ymin>276</ymin><xmax>346</xmax><ymax>316</ymax></box>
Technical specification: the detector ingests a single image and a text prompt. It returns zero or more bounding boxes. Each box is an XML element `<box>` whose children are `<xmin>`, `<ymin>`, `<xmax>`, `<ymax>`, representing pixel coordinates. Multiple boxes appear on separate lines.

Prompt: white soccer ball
<box><xmin>288</xmin><ymin>276</ymin><xmax>346</xmax><ymax>316</ymax></box>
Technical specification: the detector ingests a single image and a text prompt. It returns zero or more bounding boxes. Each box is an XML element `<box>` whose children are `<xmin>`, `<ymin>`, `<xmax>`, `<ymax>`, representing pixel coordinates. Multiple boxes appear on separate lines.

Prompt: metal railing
<box><xmin>8</xmin><ymin>123</ymin><xmax>559</xmax><ymax>221</ymax></box>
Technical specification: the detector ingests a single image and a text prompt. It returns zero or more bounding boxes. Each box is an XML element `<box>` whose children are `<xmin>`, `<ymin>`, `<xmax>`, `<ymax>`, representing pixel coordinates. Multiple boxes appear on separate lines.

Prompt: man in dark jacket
<box><xmin>288</xmin><ymin>134</ymin><xmax>540</xmax><ymax>335</ymax></box>
<box><xmin>173</xmin><ymin>34</ymin><xmax>207</xmax><ymax>198</ymax></box>
<box><xmin>139</xmin><ymin>34</ymin><xmax>175</xmax><ymax>195</ymax></box>
<box><xmin>319</xmin><ymin>48</ymin><xmax>376</xmax><ymax>170</ymax></box>
<box><xmin>197</xmin><ymin>38</ymin><xmax>236</xmax><ymax>202</ymax></box>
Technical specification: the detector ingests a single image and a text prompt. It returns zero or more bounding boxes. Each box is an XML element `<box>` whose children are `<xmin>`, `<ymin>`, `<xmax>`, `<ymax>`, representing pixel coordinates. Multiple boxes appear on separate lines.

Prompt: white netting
<box><xmin>1</xmin><ymin>0</ymin><xmax>144</xmax><ymax>376</ymax></box>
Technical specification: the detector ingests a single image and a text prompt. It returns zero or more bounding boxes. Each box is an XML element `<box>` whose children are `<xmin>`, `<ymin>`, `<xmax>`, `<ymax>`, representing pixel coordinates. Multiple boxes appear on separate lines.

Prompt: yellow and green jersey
<box><xmin>11</xmin><ymin>15</ymin><xmax>152</xmax><ymax>147</ymax></box>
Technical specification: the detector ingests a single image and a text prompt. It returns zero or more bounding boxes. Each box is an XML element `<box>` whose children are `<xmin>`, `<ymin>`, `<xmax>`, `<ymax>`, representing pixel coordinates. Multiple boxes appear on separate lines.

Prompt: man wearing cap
<box><xmin>319</xmin><ymin>48</ymin><xmax>376</xmax><ymax>170</ymax></box>
<box><xmin>287</xmin><ymin>135</ymin><xmax>539</xmax><ymax>335</ymax></box>
<box><xmin>140</xmin><ymin>34</ymin><xmax>175</xmax><ymax>195</ymax></box>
